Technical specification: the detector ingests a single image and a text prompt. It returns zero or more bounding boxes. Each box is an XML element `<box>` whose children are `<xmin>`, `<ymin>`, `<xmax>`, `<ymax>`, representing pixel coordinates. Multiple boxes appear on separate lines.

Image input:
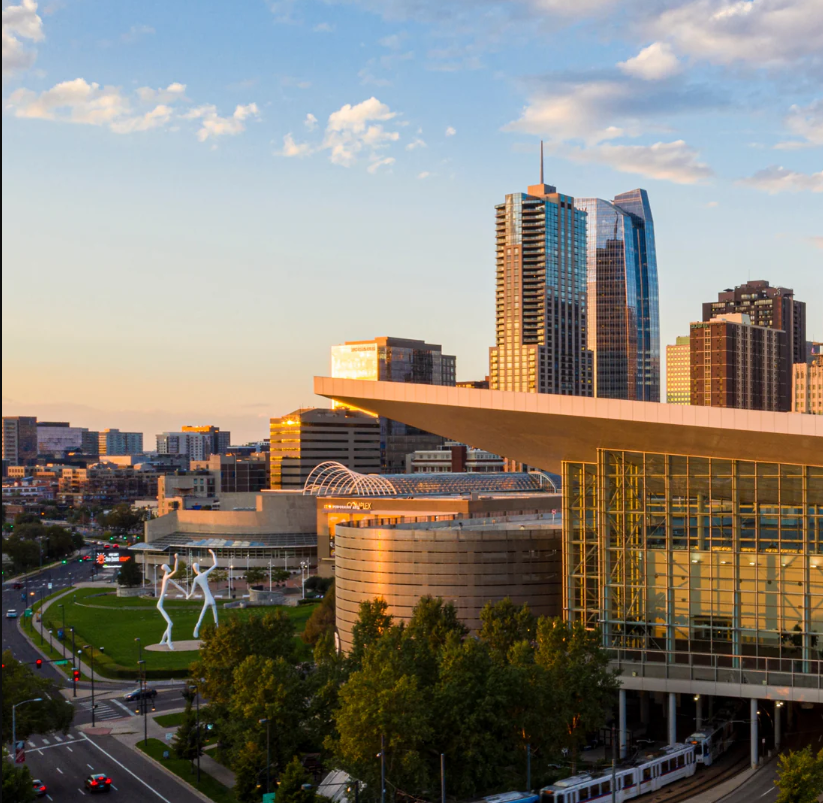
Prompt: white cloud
<box><xmin>323</xmin><ymin>97</ymin><xmax>399</xmax><ymax>166</ymax></box>
<box><xmin>652</xmin><ymin>0</ymin><xmax>823</xmax><ymax>67</ymax></box>
<box><xmin>738</xmin><ymin>165</ymin><xmax>823</xmax><ymax>193</ymax></box>
<box><xmin>406</xmin><ymin>137</ymin><xmax>426</xmax><ymax>150</ymax></box>
<box><xmin>775</xmin><ymin>100</ymin><xmax>823</xmax><ymax>150</ymax></box>
<box><xmin>706</xmin><ymin>200</ymin><xmax>719</xmax><ymax>207</ymax></box>
<box><xmin>121</xmin><ymin>24</ymin><xmax>155</xmax><ymax>43</ymax></box>
<box><xmin>313</xmin><ymin>22</ymin><xmax>333</xmax><ymax>32</ymax></box>
<box><xmin>2</xmin><ymin>0</ymin><xmax>44</xmax><ymax>78</ymax></box>
<box><xmin>304</xmin><ymin>112</ymin><xmax>318</xmax><ymax>130</ymax></box>
<box><xmin>280</xmin><ymin>132</ymin><xmax>313</xmax><ymax>157</ymax></box>
<box><xmin>379</xmin><ymin>34</ymin><xmax>402</xmax><ymax>49</ymax></box>
<box><xmin>445</xmin><ymin>125</ymin><xmax>456</xmax><ymax>136</ymax></box>
<box><xmin>570</xmin><ymin>140</ymin><xmax>713</xmax><ymax>184</ymax></box>
<box><xmin>110</xmin><ymin>104</ymin><xmax>173</xmax><ymax>134</ymax></box>
<box><xmin>417</xmin><ymin>171</ymin><xmax>431</xmax><ymax>179</ymax></box>
<box><xmin>184</xmin><ymin>102</ymin><xmax>259</xmax><ymax>142</ymax></box>
<box><xmin>7</xmin><ymin>78</ymin><xmax>130</xmax><ymax>124</ymax></box>
<box><xmin>810</xmin><ymin>236</ymin><xmax>823</xmax><ymax>250</ymax></box>
<box><xmin>136</xmin><ymin>82</ymin><xmax>187</xmax><ymax>104</ymax></box>
<box><xmin>367</xmin><ymin>156</ymin><xmax>395</xmax><ymax>173</ymax></box>
<box><xmin>618</xmin><ymin>42</ymin><xmax>681</xmax><ymax>81</ymax></box>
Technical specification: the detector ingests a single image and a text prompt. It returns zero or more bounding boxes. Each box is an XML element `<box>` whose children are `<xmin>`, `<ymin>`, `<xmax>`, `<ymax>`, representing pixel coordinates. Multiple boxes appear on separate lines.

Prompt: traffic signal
<box><xmin>73</xmin><ymin>669</ymin><xmax>80</xmax><ymax>682</ymax></box>
<box><xmin>62</xmin><ymin>560</ymin><xmax>67</xmax><ymax>564</ymax></box>
<box><xmin>35</xmin><ymin>659</ymin><xmax>43</xmax><ymax>669</ymax></box>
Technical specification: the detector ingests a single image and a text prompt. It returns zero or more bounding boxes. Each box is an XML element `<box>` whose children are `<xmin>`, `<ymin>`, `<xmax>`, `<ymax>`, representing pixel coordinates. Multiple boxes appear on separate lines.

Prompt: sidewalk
<box><xmin>105</xmin><ymin>707</ymin><xmax>236</xmax><ymax>789</ymax></box>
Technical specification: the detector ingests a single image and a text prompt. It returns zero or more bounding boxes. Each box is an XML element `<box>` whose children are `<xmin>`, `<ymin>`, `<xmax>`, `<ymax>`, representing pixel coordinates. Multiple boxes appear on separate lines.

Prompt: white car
<box><xmin>6</xmin><ymin>609</ymin><xmax>19</xmax><ymax>619</ymax></box>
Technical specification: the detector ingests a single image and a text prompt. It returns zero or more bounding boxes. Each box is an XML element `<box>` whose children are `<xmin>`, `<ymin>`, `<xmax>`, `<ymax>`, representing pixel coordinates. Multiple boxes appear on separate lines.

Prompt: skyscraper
<box><xmin>690</xmin><ymin>314</ymin><xmax>784</xmax><ymax>410</ymax></box>
<box><xmin>98</xmin><ymin>429</ymin><xmax>143</xmax><ymax>456</ymax></box>
<box><xmin>574</xmin><ymin>190</ymin><xmax>660</xmax><ymax>401</ymax></box>
<box><xmin>490</xmin><ymin>166</ymin><xmax>591</xmax><ymax>396</ymax></box>
<box><xmin>2</xmin><ymin>416</ymin><xmax>38</xmax><ymax>465</ymax></box>
<box><xmin>666</xmin><ymin>336</ymin><xmax>691</xmax><ymax>405</ymax></box>
<box><xmin>793</xmin><ymin>344</ymin><xmax>823</xmax><ymax>415</ymax></box>
<box><xmin>702</xmin><ymin>280</ymin><xmax>805</xmax><ymax>411</ymax></box>
<box><xmin>331</xmin><ymin>336</ymin><xmax>456</xmax><ymax>472</ymax></box>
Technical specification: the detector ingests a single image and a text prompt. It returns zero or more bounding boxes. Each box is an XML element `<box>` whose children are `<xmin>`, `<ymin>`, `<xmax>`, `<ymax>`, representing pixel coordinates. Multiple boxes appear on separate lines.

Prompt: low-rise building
<box><xmin>99</xmin><ymin>429</ymin><xmax>144</xmax><ymax>456</ymax></box>
<box><xmin>665</xmin><ymin>336</ymin><xmax>690</xmax><ymax>405</ymax></box>
<box><xmin>793</xmin><ymin>351</ymin><xmax>823</xmax><ymax>415</ymax></box>
<box><xmin>405</xmin><ymin>442</ymin><xmax>505</xmax><ymax>473</ymax></box>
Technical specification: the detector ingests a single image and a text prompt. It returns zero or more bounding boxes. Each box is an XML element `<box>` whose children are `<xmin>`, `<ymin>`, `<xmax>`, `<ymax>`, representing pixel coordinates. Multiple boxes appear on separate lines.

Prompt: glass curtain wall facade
<box><xmin>574</xmin><ymin>190</ymin><xmax>660</xmax><ymax>402</ymax></box>
<box><xmin>564</xmin><ymin>449</ymin><xmax>823</xmax><ymax>685</ymax></box>
<box><xmin>490</xmin><ymin>186</ymin><xmax>592</xmax><ymax>396</ymax></box>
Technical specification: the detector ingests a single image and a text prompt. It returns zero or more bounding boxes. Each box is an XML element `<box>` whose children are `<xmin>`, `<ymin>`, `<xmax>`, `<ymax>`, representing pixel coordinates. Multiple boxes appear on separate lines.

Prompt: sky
<box><xmin>2</xmin><ymin>0</ymin><xmax>821</xmax><ymax>444</ymax></box>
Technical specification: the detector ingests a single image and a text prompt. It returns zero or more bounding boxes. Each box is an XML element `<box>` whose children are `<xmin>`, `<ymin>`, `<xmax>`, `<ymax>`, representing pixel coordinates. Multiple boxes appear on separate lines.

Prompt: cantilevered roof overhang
<box><xmin>314</xmin><ymin>377</ymin><xmax>823</xmax><ymax>473</ymax></box>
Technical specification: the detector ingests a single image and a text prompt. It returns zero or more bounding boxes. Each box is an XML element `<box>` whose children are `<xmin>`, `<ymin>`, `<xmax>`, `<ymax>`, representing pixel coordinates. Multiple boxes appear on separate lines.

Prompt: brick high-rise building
<box><xmin>690</xmin><ymin>314</ymin><xmax>784</xmax><ymax>411</ymax></box>
<box><xmin>489</xmin><ymin>165</ymin><xmax>592</xmax><ymax>396</ymax></box>
<box><xmin>793</xmin><ymin>344</ymin><xmax>823</xmax><ymax>415</ymax></box>
<box><xmin>702</xmin><ymin>280</ymin><xmax>805</xmax><ymax>411</ymax></box>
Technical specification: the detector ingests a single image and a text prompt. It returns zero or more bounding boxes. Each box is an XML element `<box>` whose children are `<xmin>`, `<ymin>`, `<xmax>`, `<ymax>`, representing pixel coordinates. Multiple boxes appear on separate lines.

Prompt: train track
<box><xmin>640</xmin><ymin>746</ymin><xmax>750</xmax><ymax>803</ymax></box>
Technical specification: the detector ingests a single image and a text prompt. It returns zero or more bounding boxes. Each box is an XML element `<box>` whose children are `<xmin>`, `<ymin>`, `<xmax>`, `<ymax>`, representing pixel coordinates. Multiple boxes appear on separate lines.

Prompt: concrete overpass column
<box><xmin>619</xmin><ymin>689</ymin><xmax>627</xmax><ymax>759</ymax></box>
<box><xmin>750</xmin><ymin>698</ymin><xmax>759</xmax><ymax>769</ymax></box>
<box><xmin>695</xmin><ymin>695</ymin><xmax>703</xmax><ymax>731</ymax></box>
<box><xmin>640</xmin><ymin>691</ymin><xmax>649</xmax><ymax>727</ymax></box>
<box><xmin>668</xmin><ymin>693</ymin><xmax>677</xmax><ymax>745</ymax></box>
<box><xmin>774</xmin><ymin>701</ymin><xmax>782</xmax><ymax>751</ymax></box>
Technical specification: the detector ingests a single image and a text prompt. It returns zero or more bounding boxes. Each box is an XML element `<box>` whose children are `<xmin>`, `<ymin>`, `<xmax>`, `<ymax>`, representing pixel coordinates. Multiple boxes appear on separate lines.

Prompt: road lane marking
<box><xmin>81</xmin><ymin>733</ymin><xmax>175</xmax><ymax>803</ymax></box>
<box><xmin>760</xmin><ymin>788</ymin><xmax>776</xmax><ymax>797</ymax></box>
<box><xmin>21</xmin><ymin>739</ymin><xmax>86</xmax><ymax>751</ymax></box>
<box><xmin>28</xmin><ymin>741</ymin><xmax>35</xmax><ymax>747</ymax></box>
<box><xmin>111</xmin><ymin>699</ymin><xmax>135</xmax><ymax>716</ymax></box>
<box><xmin>78</xmin><ymin>789</ymin><xmax>85</xmax><ymax>795</ymax></box>
<box><xmin>112</xmin><ymin>785</ymin><xmax>119</xmax><ymax>791</ymax></box>
<box><xmin>56</xmin><ymin>767</ymin><xmax>63</xmax><ymax>774</ymax></box>
<box><xmin>67</xmin><ymin>746</ymin><xmax>73</xmax><ymax>752</ymax></box>
<box><xmin>41</xmin><ymin>738</ymin><xmax>50</xmax><ymax>744</ymax></box>
<box><xmin>54</xmin><ymin>735</ymin><xmax>63</xmax><ymax>742</ymax></box>
<box><xmin>87</xmin><ymin>763</ymin><xmax>94</xmax><ymax>769</ymax></box>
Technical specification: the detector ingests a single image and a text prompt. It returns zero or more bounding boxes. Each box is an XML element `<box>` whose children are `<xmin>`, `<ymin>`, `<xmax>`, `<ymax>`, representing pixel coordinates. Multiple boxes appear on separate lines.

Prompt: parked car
<box><xmin>124</xmin><ymin>687</ymin><xmax>157</xmax><ymax>702</ymax></box>
<box><xmin>6</xmin><ymin>610</ymin><xmax>18</xmax><ymax>619</ymax></box>
<box><xmin>32</xmin><ymin>779</ymin><xmax>47</xmax><ymax>798</ymax></box>
<box><xmin>84</xmin><ymin>774</ymin><xmax>112</xmax><ymax>793</ymax></box>
<box><xmin>12</xmin><ymin>582</ymin><xmax>23</xmax><ymax>589</ymax></box>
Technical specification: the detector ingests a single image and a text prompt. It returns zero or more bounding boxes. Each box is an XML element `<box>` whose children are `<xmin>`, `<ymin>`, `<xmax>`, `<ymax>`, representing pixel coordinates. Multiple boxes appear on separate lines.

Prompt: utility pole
<box><xmin>70</xmin><ymin>628</ymin><xmax>77</xmax><ymax>697</ymax></box>
<box><xmin>611</xmin><ymin>725</ymin><xmax>617</xmax><ymax>803</ymax></box>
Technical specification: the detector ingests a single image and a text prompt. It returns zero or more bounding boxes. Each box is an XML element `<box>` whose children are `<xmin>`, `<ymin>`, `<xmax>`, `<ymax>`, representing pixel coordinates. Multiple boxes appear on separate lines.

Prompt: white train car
<box><xmin>539</xmin><ymin>743</ymin><xmax>696</xmax><ymax>803</ymax></box>
<box><xmin>685</xmin><ymin>717</ymin><xmax>735</xmax><ymax>766</ymax></box>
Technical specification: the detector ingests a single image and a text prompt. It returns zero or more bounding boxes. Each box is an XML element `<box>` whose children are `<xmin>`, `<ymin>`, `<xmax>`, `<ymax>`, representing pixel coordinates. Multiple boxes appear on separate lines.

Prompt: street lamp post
<box><xmin>259</xmin><ymin>718</ymin><xmax>271</xmax><ymax>794</ymax></box>
<box><xmin>70</xmin><ymin>627</ymin><xmax>77</xmax><ymax>698</ymax></box>
<box><xmin>12</xmin><ymin>698</ymin><xmax>43</xmax><ymax>751</ymax></box>
<box><xmin>268</xmin><ymin>560</ymin><xmax>272</xmax><ymax>593</ymax></box>
<box><xmin>191</xmin><ymin>683</ymin><xmax>202</xmax><ymax>783</ymax></box>
<box><xmin>136</xmin><ymin>636</ymin><xmax>148</xmax><ymax>747</ymax></box>
<box><xmin>58</xmin><ymin>604</ymin><xmax>66</xmax><ymax>660</ymax></box>
<box><xmin>38</xmin><ymin>589</ymin><xmax>44</xmax><ymax>646</ymax></box>
<box><xmin>82</xmin><ymin>645</ymin><xmax>103</xmax><ymax>727</ymax></box>
<box><xmin>300</xmin><ymin>561</ymin><xmax>309</xmax><ymax>599</ymax></box>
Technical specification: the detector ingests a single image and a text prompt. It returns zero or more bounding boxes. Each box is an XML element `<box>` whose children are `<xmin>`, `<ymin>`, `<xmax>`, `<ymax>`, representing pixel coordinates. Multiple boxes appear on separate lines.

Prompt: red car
<box><xmin>12</xmin><ymin>582</ymin><xmax>23</xmax><ymax>589</ymax></box>
<box><xmin>84</xmin><ymin>774</ymin><xmax>112</xmax><ymax>793</ymax></box>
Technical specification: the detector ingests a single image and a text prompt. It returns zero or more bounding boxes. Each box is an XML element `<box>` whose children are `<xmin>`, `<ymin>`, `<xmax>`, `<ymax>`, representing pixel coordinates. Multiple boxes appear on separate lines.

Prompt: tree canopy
<box><xmin>775</xmin><ymin>747</ymin><xmax>823</xmax><ymax>803</ymax></box>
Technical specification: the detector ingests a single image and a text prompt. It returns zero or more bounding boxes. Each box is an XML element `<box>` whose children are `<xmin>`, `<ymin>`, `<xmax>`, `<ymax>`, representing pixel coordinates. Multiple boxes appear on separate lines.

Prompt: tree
<box><xmin>775</xmin><ymin>747</ymin><xmax>823</xmax><ymax>803</ymax></box>
<box><xmin>303</xmin><ymin>587</ymin><xmax>336</xmax><ymax>646</ymax></box>
<box><xmin>245</xmin><ymin>567</ymin><xmax>267</xmax><ymax>586</ymax></box>
<box><xmin>172</xmin><ymin>701</ymin><xmax>202</xmax><ymax>762</ymax></box>
<box><xmin>232</xmin><ymin>739</ymin><xmax>266</xmax><ymax>803</ymax></box>
<box><xmin>348</xmin><ymin>598</ymin><xmax>393</xmax><ymax>669</ymax></box>
<box><xmin>2</xmin><ymin>536</ymin><xmax>40</xmax><ymax>572</ymax></box>
<box><xmin>117</xmin><ymin>556</ymin><xmax>143</xmax><ymax>587</ymax></box>
<box><xmin>101</xmin><ymin>503</ymin><xmax>142</xmax><ymax>535</ymax></box>
<box><xmin>1</xmin><ymin>758</ymin><xmax>36</xmax><ymax>803</ymax></box>
<box><xmin>479</xmin><ymin>597</ymin><xmax>537</xmax><ymax>664</ymax></box>
<box><xmin>1</xmin><ymin>650</ymin><xmax>74</xmax><ymax>743</ymax></box>
<box><xmin>14</xmin><ymin>512</ymin><xmax>40</xmax><ymax>527</ymax></box>
<box><xmin>534</xmin><ymin>618</ymin><xmax>620</xmax><ymax>770</ymax></box>
<box><xmin>277</xmin><ymin>756</ymin><xmax>317</xmax><ymax>803</ymax></box>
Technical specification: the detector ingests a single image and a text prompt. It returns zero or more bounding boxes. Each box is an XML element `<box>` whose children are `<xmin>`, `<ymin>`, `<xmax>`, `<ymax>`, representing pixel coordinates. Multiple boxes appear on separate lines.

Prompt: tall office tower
<box><xmin>666</xmin><ymin>336</ymin><xmax>691</xmax><ymax>405</ymax></box>
<box><xmin>2</xmin><ymin>416</ymin><xmax>38</xmax><ymax>464</ymax></box>
<box><xmin>36</xmin><ymin>422</ymin><xmax>93</xmax><ymax>457</ymax></box>
<box><xmin>98</xmin><ymin>428</ymin><xmax>144</xmax><ymax>456</ymax></box>
<box><xmin>690</xmin><ymin>314</ymin><xmax>784</xmax><ymax>410</ymax></box>
<box><xmin>269</xmin><ymin>407</ymin><xmax>381</xmax><ymax>490</ymax></box>
<box><xmin>489</xmin><ymin>168</ymin><xmax>592</xmax><ymax>396</ymax></box>
<box><xmin>703</xmin><ymin>280</ymin><xmax>806</xmax><ymax>411</ymax></box>
<box><xmin>575</xmin><ymin>191</ymin><xmax>660</xmax><ymax>401</ymax></box>
<box><xmin>181</xmin><ymin>425</ymin><xmax>231</xmax><ymax>455</ymax></box>
<box><xmin>331</xmin><ymin>336</ymin><xmax>456</xmax><ymax>472</ymax></box>
<box><xmin>793</xmin><ymin>345</ymin><xmax>823</xmax><ymax>414</ymax></box>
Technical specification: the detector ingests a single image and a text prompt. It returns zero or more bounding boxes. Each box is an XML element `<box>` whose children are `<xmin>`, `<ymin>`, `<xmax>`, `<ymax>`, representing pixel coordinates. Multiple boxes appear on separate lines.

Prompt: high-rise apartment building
<box><xmin>703</xmin><ymin>281</ymin><xmax>805</xmax><ymax>411</ymax></box>
<box><xmin>157</xmin><ymin>431</ymin><xmax>213</xmax><ymax>461</ymax></box>
<box><xmin>666</xmin><ymin>336</ymin><xmax>691</xmax><ymax>405</ymax></box>
<box><xmin>98</xmin><ymin>429</ymin><xmax>144</xmax><ymax>456</ymax></box>
<box><xmin>490</xmin><ymin>176</ymin><xmax>591</xmax><ymax>395</ymax></box>
<box><xmin>181</xmin><ymin>425</ymin><xmax>231</xmax><ymax>455</ymax></box>
<box><xmin>575</xmin><ymin>190</ymin><xmax>660</xmax><ymax>401</ymax></box>
<box><xmin>690</xmin><ymin>314</ymin><xmax>784</xmax><ymax>410</ymax></box>
<box><xmin>793</xmin><ymin>347</ymin><xmax>823</xmax><ymax>415</ymax></box>
<box><xmin>2</xmin><ymin>416</ymin><xmax>38</xmax><ymax>465</ymax></box>
<box><xmin>331</xmin><ymin>336</ymin><xmax>456</xmax><ymax>472</ymax></box>
<box><xmin>36</xmin><ymin>422</ymin><xmax>98</xmax><ymax>457</ymax></box>
<box><xmin>269</xmin><ymin>407</ymin><xmax>381</xmax><ymax>490</ymax></box>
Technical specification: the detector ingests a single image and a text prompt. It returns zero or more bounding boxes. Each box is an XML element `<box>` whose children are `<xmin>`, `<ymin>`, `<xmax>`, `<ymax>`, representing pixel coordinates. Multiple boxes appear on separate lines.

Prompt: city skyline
<box><xmin>3</xmin><ymin>0</ymin><xmax>822</xmax><ymax>442</ymax></box>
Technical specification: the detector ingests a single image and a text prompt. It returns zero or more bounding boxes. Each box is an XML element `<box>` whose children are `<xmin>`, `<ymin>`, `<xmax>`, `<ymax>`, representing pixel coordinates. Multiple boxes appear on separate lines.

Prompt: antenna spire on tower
<box><xmin>540</xmin><ymin>140</ymin><xmax>544</xmax><ymax>185</ymax></box>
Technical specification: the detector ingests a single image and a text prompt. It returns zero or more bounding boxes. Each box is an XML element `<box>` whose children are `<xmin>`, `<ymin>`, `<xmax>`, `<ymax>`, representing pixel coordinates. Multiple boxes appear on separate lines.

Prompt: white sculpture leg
<box><xmin>193</xmin><ymin>601</ymin><xmax>209</xmax><ymax>639</ymax></box>
<box><xmin>158</xmin><ymin>603</ymin><xmax>175</xmax><ymax>650</ymax></box>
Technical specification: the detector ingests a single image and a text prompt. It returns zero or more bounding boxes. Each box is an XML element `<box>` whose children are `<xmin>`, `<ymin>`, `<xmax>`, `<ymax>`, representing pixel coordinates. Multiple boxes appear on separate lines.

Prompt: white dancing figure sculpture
<box><xmin>157</xmin><ymin>554</ymin><xmax>186</xmax><ymax>650</ymax></box>
<box><xmin>188</xmin><ymin>549</ymin><xmax>219</xmax><ymax>639</ymax></box>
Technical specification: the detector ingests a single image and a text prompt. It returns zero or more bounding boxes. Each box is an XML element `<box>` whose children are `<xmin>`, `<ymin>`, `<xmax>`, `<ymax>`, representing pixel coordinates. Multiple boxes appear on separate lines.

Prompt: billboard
<box><xmin>95</xmin><ymin>550</ymin><xmax>130</xmax><ymax>567</ymax></box>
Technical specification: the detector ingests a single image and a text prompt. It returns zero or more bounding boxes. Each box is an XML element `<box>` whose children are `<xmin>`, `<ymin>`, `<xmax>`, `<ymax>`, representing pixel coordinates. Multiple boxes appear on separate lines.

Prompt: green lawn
<box><xmin>137</xmin><ymin>738</ymin><xmax>236</xmax><ymax>803</ymax></box>
<box><xmin>154</xmin><ymin>711</ymin><xmax>186</xmax><ymax>728</ymax></box>
<box><xmin>41</xmin><ymin>588</ymin><xmax>317</xmax><ymax>679</ymax></box>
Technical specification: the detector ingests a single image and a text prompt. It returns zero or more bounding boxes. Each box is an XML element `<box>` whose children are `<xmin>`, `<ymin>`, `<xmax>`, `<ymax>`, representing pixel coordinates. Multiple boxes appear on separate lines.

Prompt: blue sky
<box><xmin>2</xmin><ymin>0</ymin><xmax>821</xmax><ymax>443</ymax></box>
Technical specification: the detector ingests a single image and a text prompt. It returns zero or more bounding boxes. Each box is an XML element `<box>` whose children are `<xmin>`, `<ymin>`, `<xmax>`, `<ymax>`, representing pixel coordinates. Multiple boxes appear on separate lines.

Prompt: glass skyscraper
<box><xmin>490</xmin><ymin>181</ymin><xmax>592</xmax><ymax>396</ymax></box>
<box><xmin>575</xmin><ymin>190</ymin><xmax>660</xmax><ymax>402</ymax></box>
